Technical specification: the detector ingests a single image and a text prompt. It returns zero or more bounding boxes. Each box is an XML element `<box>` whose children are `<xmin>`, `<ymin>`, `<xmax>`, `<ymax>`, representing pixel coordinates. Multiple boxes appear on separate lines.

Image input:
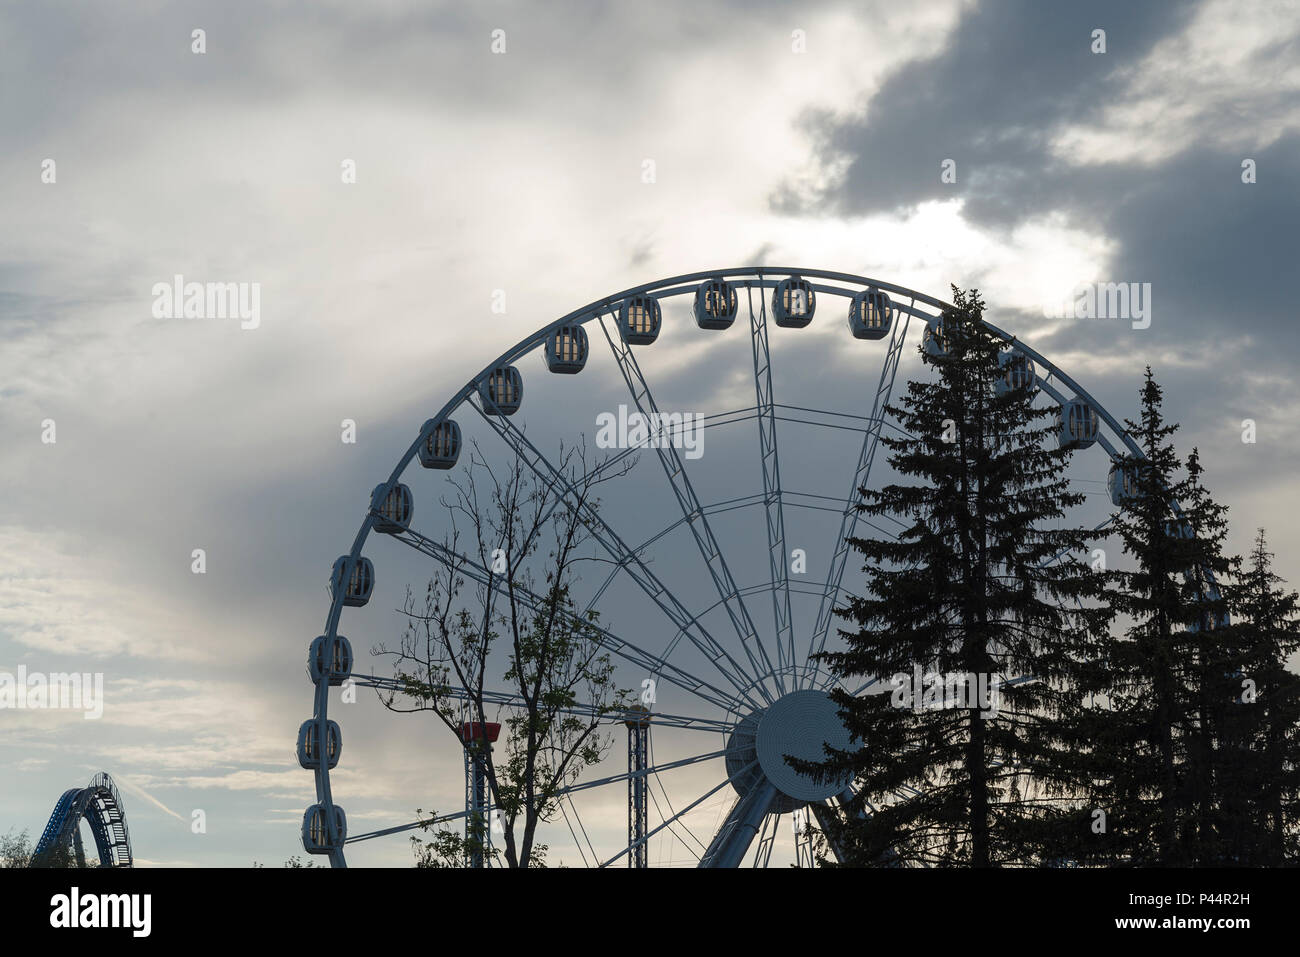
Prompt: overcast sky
<box><xmin>2</xmin><ymin>0</ymin><xmax>1298</xmax><ymax>867</ymax></box>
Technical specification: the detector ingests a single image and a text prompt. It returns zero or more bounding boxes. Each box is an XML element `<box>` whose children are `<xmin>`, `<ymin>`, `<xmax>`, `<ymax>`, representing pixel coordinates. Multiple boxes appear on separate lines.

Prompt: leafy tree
<box><xmin>408</xmin><ymin>814</ymin><xmax>490</xmax><ymax>868</ymax></box>
<box><xmin>0</xmin><ymin>829</ymin><xmax>33</xmax><ymax>868</ymax></box>
<box><xmin>252</xmin><ymin>855</ymin><xmax>319</xmax><ymax>868</ymax></box>
<box><xmin>806</xmin><ymin>287</ymin><xmax>1109</xmax><ymax>867</ymax></box>
<box><xmin>375</xmin><ymin>444</ymin><xmax>633</xmax><ymax>868</ymax></box>
<box><xmin>24</xmin><ymin>831</ymin><xmax>93</xmax><ymax>868</ymax></box>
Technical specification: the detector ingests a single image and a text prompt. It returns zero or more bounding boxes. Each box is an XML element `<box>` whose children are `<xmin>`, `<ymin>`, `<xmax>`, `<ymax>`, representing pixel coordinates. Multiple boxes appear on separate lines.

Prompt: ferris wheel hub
<box><xmin>726</xmin><ymin>689</ymin><xmax>854</xmax><ymax>809</ymax></box>
<box><xmin>756</xmin><ymin>689</ymin><xmax>854</xmax><ymax>803</ymax></box>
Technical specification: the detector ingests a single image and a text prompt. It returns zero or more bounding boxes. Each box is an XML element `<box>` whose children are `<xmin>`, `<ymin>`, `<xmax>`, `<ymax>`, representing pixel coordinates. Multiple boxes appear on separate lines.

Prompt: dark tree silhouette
<box><xmin>1227</xmin><ymin>529</ymin><xmax>1300</xmax><ymax>864</ymax></box>
<box><xmin>804</xmin><ymin>287</ymin><xmax>1109</xmax><ymax>867</ymax></box>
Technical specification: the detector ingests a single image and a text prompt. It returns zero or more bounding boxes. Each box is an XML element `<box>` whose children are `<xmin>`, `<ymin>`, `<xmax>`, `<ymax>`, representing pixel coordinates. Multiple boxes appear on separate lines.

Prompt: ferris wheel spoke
<box><xmin>1037</xmin><ymin>516</ymin><xmax>1114</xmax><ymax>569</ymax></box>
<box><xmin>847</xmin><ymin>676</ymin><xmax>883</xmax><ymax>697</ymax></box>
<box><xmin>646</xmin><ymin>730</ymin><xmax>709</xmax><ymax>859</ymax></box>
<box><xmin>523</xmin><ymin>417</ymin><xmax>767</xmax><ymax>694</ymax></box>
<box><xmin>805</xmin><ymin>297</ymin><xmax>917</xmax><ymax>689</ymax></box>
<box><xmin>810</xmin><ymin>800</ymin><xmax>846</xmax><ymax>863</ymax></box>
<box><xmin>745</xmin><ymin>285</ymin><xmax>798</xmax><ymax>689</ymax></box>
<box><xmin>752</xmin><ymin>810</ymin><xmax>776</xmax><ymax>868</ymax></box>
<box><xmin>580</xmin><ymin>490</ymin><xmax>770</xmax><ymax>666</ymax></box>
<box><xmin>346</xmin><ymin>810</ymin><xmax>467</xmax><ymax>844</ymax></box>
<box><xmin>559</xmin><ymin>795</ymin><xmax>598</xmax><ymax>867</ymax></box>
<box><xmin>596</xmin><ymin>312</ymin><xmax>783</xmax><ymax>702</ymax></box>
<box><xmin>811</xmin><ymin>784</ymin><xmax>918</xmax><ymax>866</ymax></box>
<box><xmin>580</xmin><ymin>490</ymin><xmax>894</xmax><ymax>638</ymax></box>
<box><xmin>462</xmin><ymin>397</ymin><xmax>768</xmax><ymax>711</ymax></box>
<box><xmin>346</xmin><ymin>750</ymin><xmax>732</xmax><ymax>850</ymax></box>
<box><xmin>352</xmin><ymin>672</ymin><xmax>734</xmax><ymax>732</ymax></box>
<box><xmin>671</xmin><ymin>576</ymin><xmax>862</xmax><ymax>685</ymax></box>
<box><xmin>557</xmin><ymin>748</ymin><xmax>728</xmax><ymax>797</ymax></box>
<box><xmin>572</xmin><ymin>406</ymin><xmax>759</xmax><ymax>488</ymax></box>
<box><xmin>601</xmin><ymin>759</ymin><xmax>760</xmax><ymax>868</ymax></box>
<box><xmin>585</xmin><ymin>488</ymin><xmax>872</xmax><ymax>612</ymax></box>
<box><xmin>582</xmin><ymin>489</ymin><xmax>823</xmax><ymax>680</ymax></box>
<box><xmin>387</xmin><ymin>525</ymin><xmax>745</xmax><ymax>716</ymax></box>
<box><xmin>529</xmin><ymin>407</ymin><xmax>759</xmax><ymax>544</ymax></box>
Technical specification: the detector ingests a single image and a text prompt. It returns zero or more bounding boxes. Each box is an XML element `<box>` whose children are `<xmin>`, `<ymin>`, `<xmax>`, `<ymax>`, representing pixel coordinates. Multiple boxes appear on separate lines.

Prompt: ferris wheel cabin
<box><xmin>331</xmin><ymin>555</ymin><xmax>374</xmax><ymax>607</ymax></box>
<box><xmin>417</xmin><ymin>418</ymin><xmax>461</xmax><ymax>470</ymax></box>
<box><xmin>302</xmin><ymin>804</ymin><xmax>346</xmax><ymax>854</ymax></box>
<box><xmin>1056</xmin><ymin>398</ymin><xmax>1100</xmax><ymax>449</ymax></box>
<box><xmin>922</xmin><ymin>318</ymin><xmax>948</xmax><ymax>357</ymax></box>
<box><xmin>1108</xmin><ymin>461</ymin><xmax>1141</xmax><ymax>505</ymax></box>
<box><xmin>619</xmin><ymin>295</ymin><xmax>662</xmax><ymax>345</ymax></box>
<box><xmin>848</xmin><ymin>289</ymin><xmax>893</xmax><ymax>340</ymax></box>
<box><xmin>371</xmin><ymin>482</ymin><xmax>413</xmax><ymax>533</ymax></box>
<box><xmin>309</xmin><ymin>635</ymin><xmax>354</xmax><ymax>686</ymax></box>
<box><xmin>297</xmin><ymin>719</ymin><xmax>342</xmax><ymax>770</ymax></box>
<box><xmin>995</xmin><ymin>351</ymin><xmax>1036</xmax><ymax>394</ymax></box>
<box><xmin>545</xmin><ymin>324</ymin><xmax>589</xmax><ymax>373</ymax></box>
<box><xmin>694</xmin><ymin>279</ymin><xmax>738</xmax><ymax>330</ymax></box>
<box><xmin>772</xmin><ymin>276</ymin><xmax>815</xmax><ymax>327</ymax></box>
<box><xmin>479</xmin><ymin>365</ymin><xmax>523</xmax><ymax>416</ymax></box>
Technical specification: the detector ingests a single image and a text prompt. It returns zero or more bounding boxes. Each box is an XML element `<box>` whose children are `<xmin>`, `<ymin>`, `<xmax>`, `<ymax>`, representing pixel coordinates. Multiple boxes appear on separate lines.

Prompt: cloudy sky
<box><xmin>2</xmin><ymin>0</ymin><xmax>1298</xmax><ymax>867</ymax></box>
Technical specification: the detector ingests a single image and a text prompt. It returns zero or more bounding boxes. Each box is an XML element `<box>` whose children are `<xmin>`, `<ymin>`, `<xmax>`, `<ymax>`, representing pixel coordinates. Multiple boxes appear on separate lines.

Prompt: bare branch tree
<box><xmin>374</xmin><ymin>439</ymin><xmax>636</xmax><ymax>867</ymax></box>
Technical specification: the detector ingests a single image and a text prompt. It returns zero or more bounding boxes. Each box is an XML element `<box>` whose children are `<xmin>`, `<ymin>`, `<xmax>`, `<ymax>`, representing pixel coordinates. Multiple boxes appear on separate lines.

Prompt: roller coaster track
<box><xmin>31</xmin><ymin>772</ymin><xmax>133</xmax><ymax>868</ymax></box>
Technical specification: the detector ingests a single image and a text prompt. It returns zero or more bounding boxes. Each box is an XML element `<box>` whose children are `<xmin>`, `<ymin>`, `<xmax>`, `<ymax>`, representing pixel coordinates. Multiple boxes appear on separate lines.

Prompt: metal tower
<box><xmin>625</xmin><ymin>706</ymin><xmax>651</xmax><ymax>867</ymax></box>
<box><xmin>460</xmin><ymin>721</ymin><xmax>500</xmax><ymax>868</ymax></box>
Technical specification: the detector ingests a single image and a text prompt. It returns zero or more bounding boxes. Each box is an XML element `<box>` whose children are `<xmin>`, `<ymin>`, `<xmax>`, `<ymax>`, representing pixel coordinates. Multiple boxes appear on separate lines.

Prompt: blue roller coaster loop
<box><xmin>31</xmin><ymin>772</ymin><xmax>133</xmax><ymax>868</ymax></box>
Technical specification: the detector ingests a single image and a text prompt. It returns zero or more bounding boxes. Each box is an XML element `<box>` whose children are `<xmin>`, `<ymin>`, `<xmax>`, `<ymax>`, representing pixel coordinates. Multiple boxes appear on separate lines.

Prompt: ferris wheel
<box><xmin>298</xmin><ymin>267</ymin><xmax>1158</xmax><ymax>868</ymax></box>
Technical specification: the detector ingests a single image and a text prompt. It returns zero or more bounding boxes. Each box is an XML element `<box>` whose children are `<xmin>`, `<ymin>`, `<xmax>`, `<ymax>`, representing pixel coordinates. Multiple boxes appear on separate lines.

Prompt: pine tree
<box><xmin>1085</xmin><ymin>370</ymin><xmax>1259</xmax><ymax>865</ymax></box>
<box><xmin>1091</xmin><ymin>368</ymin><xmax>1190</xmax><ymax>865</ymax></box>
<box><xmin>807</xmin><ymin>287</ymin><xmax>1109</xmax><ymax>867</ymax></box>
<box><xmin>1174</xmin><ymin>448</ymin><xmax>1242</xmax><ymax>864</ymax></box>
<box><xmin>1231</xmin><ymin>529</ymin><xmax>1300</xmax><ymax>864</ymax></box>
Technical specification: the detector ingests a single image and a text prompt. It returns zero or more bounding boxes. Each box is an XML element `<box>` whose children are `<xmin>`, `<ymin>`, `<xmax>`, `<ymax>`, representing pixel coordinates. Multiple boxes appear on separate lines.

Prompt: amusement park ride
<box><xmin>299</xmin><ymin>267</ymin><xmax>1182</xmax><ymax>869</ymax></box>
<box><xmin>32</xmin><ymin>772</ymin><xmax>133</xmax><ymax>868</ymax></box>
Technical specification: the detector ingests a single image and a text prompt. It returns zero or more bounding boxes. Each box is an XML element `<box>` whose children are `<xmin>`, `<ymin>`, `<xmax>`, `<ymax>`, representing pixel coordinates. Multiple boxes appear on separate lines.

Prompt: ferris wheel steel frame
<box><xmin>304</xmin><ymin>266</ymin><xmax>1192</xmax><ymax>869</ymax></box>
